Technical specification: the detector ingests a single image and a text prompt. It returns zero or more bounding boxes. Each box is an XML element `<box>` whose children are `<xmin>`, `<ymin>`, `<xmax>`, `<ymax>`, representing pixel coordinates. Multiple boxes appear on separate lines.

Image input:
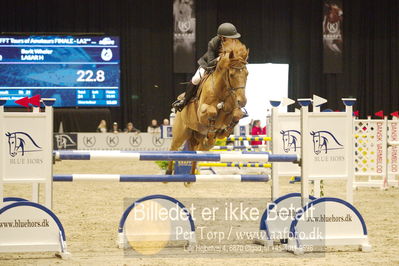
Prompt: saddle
<box><xmin>177</xmin><ymin>69</ymin><xmax>214</xmax><ymax>103</ymax></box>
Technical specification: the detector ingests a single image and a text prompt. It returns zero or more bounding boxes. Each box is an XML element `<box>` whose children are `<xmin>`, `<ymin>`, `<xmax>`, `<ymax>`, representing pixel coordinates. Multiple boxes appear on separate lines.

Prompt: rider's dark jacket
<box><xmin>197</xmin><ymin>36</ymin><xmax>221</xmax><ymax>68</ymax></box>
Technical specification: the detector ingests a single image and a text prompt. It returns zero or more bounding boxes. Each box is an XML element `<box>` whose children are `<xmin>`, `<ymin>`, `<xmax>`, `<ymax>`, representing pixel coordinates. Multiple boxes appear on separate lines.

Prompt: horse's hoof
<box><xmin>184</xmin><ymin>182</ymin><xmax>192</xmax><ymax>188</ymax></box>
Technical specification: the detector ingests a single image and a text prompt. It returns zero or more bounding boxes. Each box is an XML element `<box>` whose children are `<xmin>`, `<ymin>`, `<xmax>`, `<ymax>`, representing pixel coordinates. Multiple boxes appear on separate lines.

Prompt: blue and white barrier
<box><xmin>54</xmin><ymin>150</ymin><xmax>299</xmax><ymax>163</ymax></box>
<box><xmin>223</xmin><ymin>135</ymin><xmax>271</xmax><ymax>142</ymax></box>
<box><xmin>199</xmin><ymin>162</ymin><xmax>271</xmax><ymax>168</ymax></box>
<box><xmin>211</xmin><ymin>145</ymin><xmax>268</xmax><ymax>150</ymax></box>
<box><xmin>53</xmin><ymin>174</ymin><xmax>269</xmax><ymax>182</ymax></box>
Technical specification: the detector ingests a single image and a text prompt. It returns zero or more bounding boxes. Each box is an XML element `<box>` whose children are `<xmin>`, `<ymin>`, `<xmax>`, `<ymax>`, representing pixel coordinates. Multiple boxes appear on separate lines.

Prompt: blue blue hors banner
<box><xmin>0</xmin><ymin>36</ymin><xmax>120</xmax><ymax>107</ymax></box>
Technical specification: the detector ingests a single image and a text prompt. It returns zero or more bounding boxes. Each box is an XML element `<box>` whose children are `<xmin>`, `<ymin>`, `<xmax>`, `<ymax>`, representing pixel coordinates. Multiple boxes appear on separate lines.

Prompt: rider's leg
<box><xmin>191</xmin><ymin>67</ymin><xmax>205</xmax><ymax>86</ymax></box>
<box><xmin>173</xmin><ymin>67</ymin><xmax>205</xmax><ymax>111</ymax></box>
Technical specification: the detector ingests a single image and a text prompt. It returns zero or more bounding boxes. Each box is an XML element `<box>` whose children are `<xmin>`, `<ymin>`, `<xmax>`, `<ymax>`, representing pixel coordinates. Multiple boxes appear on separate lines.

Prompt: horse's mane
<box><xmin>220</xmin><ymin>39</ymin><xmax>248</xmax><ymax>61</ymax></box>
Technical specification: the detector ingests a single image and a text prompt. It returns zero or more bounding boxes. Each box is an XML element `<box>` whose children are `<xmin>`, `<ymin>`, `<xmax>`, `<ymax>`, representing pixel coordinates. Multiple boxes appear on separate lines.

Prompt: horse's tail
<box><xmin>319</xmin><ymin>131</ymin><xmax>343</xmax><ymax>146</ymax></box>
<box><xmin>13</xmin><ymin>132</ymin><xmax>42</xmax><ymax>149</ymax></box>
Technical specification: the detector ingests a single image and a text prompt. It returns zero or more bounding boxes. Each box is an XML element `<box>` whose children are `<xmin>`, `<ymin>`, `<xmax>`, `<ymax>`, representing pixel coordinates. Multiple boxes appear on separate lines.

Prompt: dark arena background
<box><xmin>0</xmin><ymin>0</ymin><xmax>397</xmax><ymax>131</ymax></box>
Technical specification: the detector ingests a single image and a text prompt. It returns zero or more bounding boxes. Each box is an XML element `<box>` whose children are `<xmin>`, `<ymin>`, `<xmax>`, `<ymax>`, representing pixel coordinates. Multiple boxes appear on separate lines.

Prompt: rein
<box><xmin>220</xmin><ymin>60</ymin><xmax>247</xmax><ymax>113</ymax></box>
<box><xmin>226</xmin><ymin>61</ymin><xmax>247</xmax><ymax>91</ymax></box>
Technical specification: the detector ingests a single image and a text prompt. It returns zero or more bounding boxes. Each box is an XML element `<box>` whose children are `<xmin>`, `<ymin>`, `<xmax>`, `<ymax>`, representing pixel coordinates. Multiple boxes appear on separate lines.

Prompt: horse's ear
<box><xmin>280</xmin><ymin>130</ymin><xmax>284</xmax><ymax>134</ymax></box>
<box><xmin>5</xmin><ymin>132</ymin><xmax>10</xmax><ymax>137</ymax></box>
<box><xmin>310</xmin><ymin>131</ymin><xmax>314</xmax><ymax>135</ymax></box>
<box><xmin>229</xmin><ymin>50</ymin><xmax>234</xmax><ymax>59</ymax></box>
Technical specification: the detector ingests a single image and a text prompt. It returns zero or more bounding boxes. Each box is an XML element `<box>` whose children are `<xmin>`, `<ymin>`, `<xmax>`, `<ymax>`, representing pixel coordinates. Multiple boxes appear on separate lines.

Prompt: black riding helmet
<box><xmin>217</xmin><ymin>23</ymin><xmax>241</xmax><ymax>38</ymax></box>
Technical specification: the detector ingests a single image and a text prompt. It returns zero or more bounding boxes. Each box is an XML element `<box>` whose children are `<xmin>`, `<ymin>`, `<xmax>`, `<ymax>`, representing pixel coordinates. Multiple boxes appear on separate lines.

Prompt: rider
<box><xmin>172</xmin><ymin>22</ymin><xmax>241</xmax><ymax>112</ymax></box>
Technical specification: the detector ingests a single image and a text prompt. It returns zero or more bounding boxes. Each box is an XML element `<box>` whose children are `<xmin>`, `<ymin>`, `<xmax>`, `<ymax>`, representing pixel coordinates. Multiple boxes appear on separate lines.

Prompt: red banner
<box><xmin>323</xmin><ymin>0</ymin><xmax>343</xmax><ymax>73</ymax></box>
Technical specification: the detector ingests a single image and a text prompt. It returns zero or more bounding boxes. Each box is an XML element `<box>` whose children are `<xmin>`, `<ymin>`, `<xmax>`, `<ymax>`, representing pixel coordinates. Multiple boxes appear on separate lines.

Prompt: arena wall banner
<box><xmin>173</xmin><ymin>0</ymin><xmax>196</xmax><ymax>73</ymax></box>
<box><xmin>76</xmin><ymin>133</ymin><xmax>172</xmax><ymax>151</ymax></box>
<box><xmin>323</xmin><ymin>0</ymin><xmax>343</xmax><ymax>73</ymax></box>
<box><xmin>53</xmin><ymin>133</ymin><xmax>78</xmax><ymax>150</ymax></box>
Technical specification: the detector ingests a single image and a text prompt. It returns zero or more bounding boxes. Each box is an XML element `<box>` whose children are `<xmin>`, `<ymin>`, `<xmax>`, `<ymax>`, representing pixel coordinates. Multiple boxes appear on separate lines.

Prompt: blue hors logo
<box><xmin>310</xmin><ymin>131</ymin><xmax>343</xmax><ymax>155</ymax></box>
<box><xmin>55</xmin><ymin>134</ymin><xmax>76</xmax><ymax>149</ymax></box>
<box><xmin>280</xmin><ymin>130</ymin><xmax>301</xmax><ymax>152</ymax></box>
<box><xmin>5</xmin><ymin>132</ymin><xmax>42</xmax><ymax>157</ymax></box>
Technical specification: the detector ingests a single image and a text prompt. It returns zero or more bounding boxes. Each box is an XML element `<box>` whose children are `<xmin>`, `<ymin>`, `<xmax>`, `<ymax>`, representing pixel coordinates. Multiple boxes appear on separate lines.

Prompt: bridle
<box><xmin>225</xmin><ymin>60</ymin><xmax>247</xmax><ymax>92</ymax></box>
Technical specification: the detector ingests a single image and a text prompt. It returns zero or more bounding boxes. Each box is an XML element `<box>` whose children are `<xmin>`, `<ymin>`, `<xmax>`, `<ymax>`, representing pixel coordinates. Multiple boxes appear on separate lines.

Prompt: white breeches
<box><xmin>191</xmin><ymin>67</ymin><xmax>206</xmax><ymax>85</ymax></box>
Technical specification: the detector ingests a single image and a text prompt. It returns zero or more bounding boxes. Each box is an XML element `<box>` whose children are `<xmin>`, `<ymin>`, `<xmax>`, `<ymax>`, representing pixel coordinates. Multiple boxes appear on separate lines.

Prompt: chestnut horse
<box><xmin>166</xmin><ymin>39</ymin><xmax>249</xmax><ymax>175</ymax></box>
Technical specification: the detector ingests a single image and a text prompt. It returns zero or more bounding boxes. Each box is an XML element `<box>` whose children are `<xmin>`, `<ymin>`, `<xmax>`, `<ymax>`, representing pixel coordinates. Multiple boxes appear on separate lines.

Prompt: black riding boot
<box><xmin>172</xmin><ymin>82</ymin><xmax>198</xmax><ymax>112</ymax></box>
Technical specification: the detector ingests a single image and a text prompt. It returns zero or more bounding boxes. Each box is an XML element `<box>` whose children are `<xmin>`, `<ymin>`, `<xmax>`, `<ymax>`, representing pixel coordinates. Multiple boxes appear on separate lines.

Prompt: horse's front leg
<box><xmin>166</xmin><ymin>162</ymin><xmax>174</xmax><ymax>175</ymax></box>
<box><xmin>166</xmin><ymin>113</ymin><xmax>192</xmax><ymax>175</ymax></box>
<box><xmin>215</xmin><ymin>108</ymin><xmax>242</xmax><ymax>140</ymax></box>
<box><xmin>198</xmin><ymin>103</ymin><xmax>219</xmax><ymax>146</ymax></box>
<box><xmin>190</xmin><ymin>161</ymin><xmax>197</xmax><ymax>175</ymax></box>
<box><xmin>198</xmin><ymin>103</ymin><xmax>217</xmax><ymax>126</ymax></box>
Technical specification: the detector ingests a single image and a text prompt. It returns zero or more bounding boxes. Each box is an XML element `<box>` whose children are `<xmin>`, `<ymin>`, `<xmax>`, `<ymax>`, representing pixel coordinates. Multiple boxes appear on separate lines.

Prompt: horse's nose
<box><xmin>237</xmin><ymin>98</ymin><xmax>247</xmax><ymax>108</ymax></box>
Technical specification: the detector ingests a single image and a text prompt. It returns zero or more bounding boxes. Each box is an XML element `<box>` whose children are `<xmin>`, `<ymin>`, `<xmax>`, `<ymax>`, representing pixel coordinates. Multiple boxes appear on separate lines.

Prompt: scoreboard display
<box><xmin>0</xmin><ymin>35</ymin><xmax>120</xmax><ymax>107</ymax></box>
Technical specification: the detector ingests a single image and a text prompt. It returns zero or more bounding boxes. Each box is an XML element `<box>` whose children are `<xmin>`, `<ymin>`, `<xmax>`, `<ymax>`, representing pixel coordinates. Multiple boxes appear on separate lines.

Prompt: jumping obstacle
<box><xmin>54</xmin><ymin>150</ymin><xmax>299</xmax><ymax>163</ymax></box>
<box><xmin>222</xmin><ymin>135</ymin><xmax>271</xmax><ymax>142</ymax></box>
<box><xmin>211</xmin><ymin>144</ymin><xmax>269</xmax><ymax>150</ymax></box>
<box><xmin>53</xmin><ymin>174</ymin><xmax>269</xmax><ymax>182</ymax></box>
<box><xmin>256</xmin><ymin>193</ymin><xmax>371</xmax><ymax>253</ymax></box>
<box><xmin>199</xmin><ymin>162</ymin><xmax>271</xmax><ymax>168</ymax></box>
<box><xmin>254</xmin><ymin>97</ymin><xmax>371</xmax><ymax>254</ymax></box>
<box><xmin>354</xmin><ymin>114</ymin><xmax>399</xmax><ymax>189</ymax></box>
<box><xmin>198</xmin><ymin>162</ymin><xmax>271</xmax><ymax>175</ymax></box>
<box><xmin>0</xmin><ymin>98</ymin><xmax>69</xmax><ymax>258</ymax></box>
<box><xmin>0</xmin><ymin>96</ymin><xmax>372</xmax><ymax>256</ymax></box>
<box><xmin>269</xmin><ymin>95</ymin><xmax>355</xmax><ymax>203</ymax></box>
<box><xmin>167</xmin><ymin>96</ymin><xmax>370</xmax><ymax>253</ymax></box>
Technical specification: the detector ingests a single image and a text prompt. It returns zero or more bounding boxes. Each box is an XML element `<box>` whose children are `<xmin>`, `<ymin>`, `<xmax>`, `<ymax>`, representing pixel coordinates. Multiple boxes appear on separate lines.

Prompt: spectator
<box><xmin>124</xmin><ymin>122</ymin><xmax>140</xmax><ymax>133</ymax></box>
<box><xmin>162</xmin><ymin>118</ymin><xmax>170</xmax><ymax>126</ymax></box>
<box><xmin>248</xmin><ymin>119</ymin><xmax>255</xmax><ymax>133</ymax></box>
<box><xmin>112</xmin><ymin>122</ymin><xmax>121</xmax><ymax>133</ymax></box>
<box><xmin>97</xmin><ymin>120</ymin><xmax>107</xmax><ymax>133</ymax></box>
<box><xmin>251</xmin><ymin>120</ymin><xmax>266</xmax><ymax>145</ymax></box>
<box><xmin>147</xmin><ymin>119</ymin><xmax>161</xmax><ymax>134</ymax></box>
